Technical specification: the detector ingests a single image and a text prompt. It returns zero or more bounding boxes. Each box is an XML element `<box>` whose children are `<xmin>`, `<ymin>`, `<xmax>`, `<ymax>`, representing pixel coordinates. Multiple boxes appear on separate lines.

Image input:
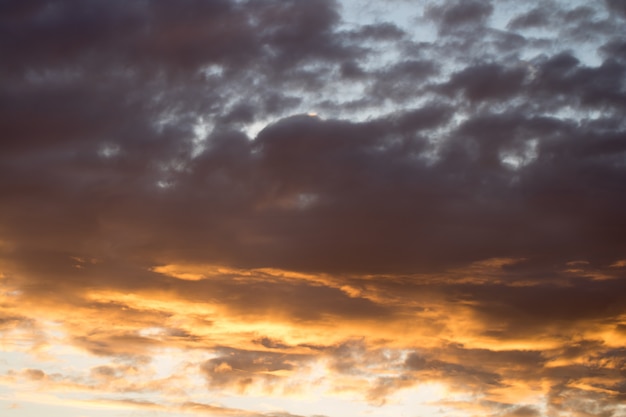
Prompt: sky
<box><xmin>1</xmin><ymin>0</ymin><xmax>626</xmax><ymax>416</ymax></box>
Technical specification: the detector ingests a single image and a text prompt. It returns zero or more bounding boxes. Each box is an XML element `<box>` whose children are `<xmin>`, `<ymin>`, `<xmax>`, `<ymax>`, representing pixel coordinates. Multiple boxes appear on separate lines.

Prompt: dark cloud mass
<box><xmin>1</xmin><ymin>0</ymin><xmax>626</xmax><ymax>416</ymax></box>
<box><xmin>426</xmin><ymin>0</ymin><xmax>494</xmax><ymax>30</ymax></box>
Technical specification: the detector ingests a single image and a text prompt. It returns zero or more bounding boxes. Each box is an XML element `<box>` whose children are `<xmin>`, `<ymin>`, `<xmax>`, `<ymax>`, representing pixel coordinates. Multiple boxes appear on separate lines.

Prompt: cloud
<box><xmin>2</xmin><ymin>0</ymin><xmax>625</xmax><ymax>279</ymax></box>
<box><xmin>347</xmin><ymin>22</ymin><xmax>406</xmax><ymax>42</ymax></box>
<box><xmin>507</xmin><ymin>7</ymin><xmax>554</xmax><ymax>30</ymax></box>
<box><xmin>426</xmin><ymin>0</ymin><xmax>494</xmax><ymax>31</ymax></box>
<box><xmin>441</xmin><ymin>63</ymin><xmax>528</xmax><ymax>102</ymax></box>
<box><xmin>501</xmin><ymin>405</ymin><xmax>541</xmax><ymax>417</ymax></box>
<box><xmin>1</xmin><ymin>0</ymin><xmax>626</xmax><ymax>416</ymax></box>
<box><xmin>606</xmin><ymin>0</ymin><xmax>626</xmax><ymax>18</ymax></box>
<box><xmin>200</xmin><ymin>347</ymin><xmax>311</xmax><ymax>394</ymax></box>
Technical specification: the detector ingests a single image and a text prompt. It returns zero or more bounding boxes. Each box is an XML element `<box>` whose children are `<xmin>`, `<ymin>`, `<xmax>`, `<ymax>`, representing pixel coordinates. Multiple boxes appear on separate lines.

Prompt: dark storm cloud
<box><xmin>3</xmin><ymin>94</ymin><xmax>626</xmax><ymax>279</ymax></box>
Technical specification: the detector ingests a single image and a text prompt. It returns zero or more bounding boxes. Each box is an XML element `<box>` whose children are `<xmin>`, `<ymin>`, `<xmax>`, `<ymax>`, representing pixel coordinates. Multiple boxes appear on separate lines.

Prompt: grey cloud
<box><xmin>369</xmin><ymin>60</ymin><xmax>438</xmax><ymax>102</ymax></box>
<box><xmin>601</xmin><ymin>39</ymin><xmax>626</xmax><ymax>62</ymax></box>
<box><xmin>339</xmin><ymin>60</ymin><xmax>367</xmax><ymax>79</ymax></box>
<box><xmin>606</xmin><ymin>0</ymin><xmax>626</xmax><ymax>18</ymax></box>
<box><xmin>347</xmin><ymin>22</ymin><xmax>406</xmax><ymax>42</ymax></box>
<box><xmin>5</xmin><ymin>0</ymin><xmax>625</xmax><ymax>279</ymax></box>
<box><xmin>529</xmin><ymin>52</ymin><xmax>626</xmax><ymax>111</ymax></box>
<box><xmin>3</xmin><ymin>95</ymin><xmax>626</xmax><ymax>279</ymax></box>
<box><xmin>439</xmin><ymin>63</ymin><xmax>527</xmax><ymax>102</ymax></box>
<box><xmin>0</xmin><ymin>0</ymin><xmax>351</xmax><ymax>77</ymax></box>
<box><xmin>565</xmin><ymin>6</ymin><xmax>596</xmax><ymax>21</ymax></box>
<box><xmin>507</xmin><ymin>7</ymin><xmax>553</xmax><ymax>30</ymax></box>
<box><xmin>426</xmin><ymin>0</ymin><xmax>494</xmax><ymax>30</ymax></box>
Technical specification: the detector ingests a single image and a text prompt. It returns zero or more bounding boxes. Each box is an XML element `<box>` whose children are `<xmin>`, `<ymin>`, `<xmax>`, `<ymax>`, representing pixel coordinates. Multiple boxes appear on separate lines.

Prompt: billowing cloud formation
<box><xmin>1</xmin><ymin>0</ymin><xmax>626</xmax><ymax>416</ymax></box>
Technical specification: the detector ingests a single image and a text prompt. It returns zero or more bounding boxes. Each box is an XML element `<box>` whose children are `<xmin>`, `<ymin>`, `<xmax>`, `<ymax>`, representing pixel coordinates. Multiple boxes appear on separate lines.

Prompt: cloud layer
<box><xmin>1</xmin><ymin>0</ymin><xmax>626</xmax><ymax>416</ymax></box>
